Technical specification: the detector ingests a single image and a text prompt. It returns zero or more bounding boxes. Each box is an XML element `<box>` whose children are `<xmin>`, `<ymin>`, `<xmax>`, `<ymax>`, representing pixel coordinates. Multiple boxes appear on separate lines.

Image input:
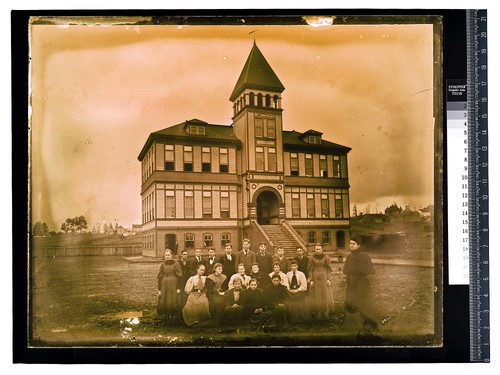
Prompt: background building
<box><xmin>138</xmin><ymin>42</ymin><xmax>351</xmax><ymax>258</ymax></box>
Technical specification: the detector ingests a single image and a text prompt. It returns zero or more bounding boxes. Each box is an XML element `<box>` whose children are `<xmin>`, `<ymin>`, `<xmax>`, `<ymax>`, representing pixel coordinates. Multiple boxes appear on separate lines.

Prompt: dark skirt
<box><xmin>288</xmin><ymin>291</ymin><xmax>311</xmax><ymax>323</ymax></box>
<box><xmin>220</xmin><ymin>304</ymin><xmax>245</xmax><ymax>330</ymax></box>
<box><xmin>157</xmin><ymin>275</ymin><xmax>179</xmax><ymax>315</ymax></box>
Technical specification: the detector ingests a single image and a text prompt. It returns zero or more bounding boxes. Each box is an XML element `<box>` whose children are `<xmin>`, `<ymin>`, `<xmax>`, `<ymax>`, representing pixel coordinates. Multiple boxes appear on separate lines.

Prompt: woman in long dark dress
<box><xmin>220</xmin><ymin>277</ymin><xmax>245</xmax><ymax>332</ymax></box>
<box><xmin>157</xmin><ymin>249</ymin><xmax>182</xmax><ymax>320</ymax></box>
<box><xmin>241</xmin><ymin>278</ymin><xmax>275</xmax><ymax>331</ymax></box>
<box><xmin>205</xmin><ymin>263</ymin><xmax>227</xmax><ymax>325</ymax></box>
<box><xmin>307</xmin><ymin>243</ymin><xmax>334</xmax><ymax>319</ymax></box>
<box><xmin>343</xmin><ymin>236</ymin><xmax>377</xmax><ymax>336</ymax></box>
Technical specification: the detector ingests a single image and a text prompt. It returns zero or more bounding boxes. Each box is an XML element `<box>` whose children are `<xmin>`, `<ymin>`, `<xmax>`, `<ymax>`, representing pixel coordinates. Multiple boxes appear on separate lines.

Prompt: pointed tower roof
<box><xmin>229</xmin><ymin>42</ymin><xmax>285</xmax><ymax>102</ymax></box>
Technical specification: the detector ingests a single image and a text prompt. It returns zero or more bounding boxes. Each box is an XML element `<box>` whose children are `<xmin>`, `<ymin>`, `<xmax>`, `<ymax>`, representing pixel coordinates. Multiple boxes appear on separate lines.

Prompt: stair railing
<box><xmin>252</xmin><ymin>220</ymin><xmax>276</xmax><ymax>248</ymax></box>
<box><xmin>281</xmin><ymin>220</ymin><xmax>308</xmax><ymax>249</ymax></box>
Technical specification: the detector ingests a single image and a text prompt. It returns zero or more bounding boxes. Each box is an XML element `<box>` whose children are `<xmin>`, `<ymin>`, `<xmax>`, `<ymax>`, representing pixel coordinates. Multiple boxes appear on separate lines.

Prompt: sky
<box><xmin>30</xmin><ymin>17</ymin><xmax>436</xmax><ymax>231</ymax></box>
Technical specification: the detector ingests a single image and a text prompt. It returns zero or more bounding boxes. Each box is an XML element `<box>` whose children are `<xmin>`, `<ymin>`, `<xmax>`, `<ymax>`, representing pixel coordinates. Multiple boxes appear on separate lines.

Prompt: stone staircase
<box><xmin>260</xmin><ymin>224</ymin><xmax>303</xmax><ymax>258</ymax></box>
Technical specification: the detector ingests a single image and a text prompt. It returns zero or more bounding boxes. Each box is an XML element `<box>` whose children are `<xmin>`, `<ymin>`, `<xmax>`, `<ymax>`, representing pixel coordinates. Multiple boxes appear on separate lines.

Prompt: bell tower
<box><xmin>230</xmin><ymin>42</ymin><xmax>286</xmax><ymax>224</ymax></box>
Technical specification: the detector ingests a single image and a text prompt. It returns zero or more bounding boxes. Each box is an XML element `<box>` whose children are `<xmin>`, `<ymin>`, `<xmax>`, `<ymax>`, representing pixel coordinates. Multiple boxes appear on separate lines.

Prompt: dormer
<box><xmin>300</xmin><ymin>129</ymin><xmax>323</xmax><ymax>145</ymax></box>
<box><xmin>184</xmin><ymin>119</ymin><xmax>208</xmax><ymax>136</ymax></box>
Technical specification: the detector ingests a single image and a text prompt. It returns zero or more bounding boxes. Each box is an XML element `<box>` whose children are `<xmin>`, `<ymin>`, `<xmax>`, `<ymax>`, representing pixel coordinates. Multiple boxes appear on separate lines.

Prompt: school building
<box><xmin>138</xmin><ymin>42</ymin><xmax>351</xmax><ymax>258</ymax></box>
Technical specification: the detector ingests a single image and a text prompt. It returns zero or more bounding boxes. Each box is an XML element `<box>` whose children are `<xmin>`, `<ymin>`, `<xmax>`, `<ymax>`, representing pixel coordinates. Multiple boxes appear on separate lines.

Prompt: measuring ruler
<box><xmin>466</xmin><ymin>9</ymin><xmax>489</xmax><ymax>363</ymax></box>
<box><xmin>446</xmin><ymin>9</ymin><xmax>489</xmax><ymax>362</ymax></box>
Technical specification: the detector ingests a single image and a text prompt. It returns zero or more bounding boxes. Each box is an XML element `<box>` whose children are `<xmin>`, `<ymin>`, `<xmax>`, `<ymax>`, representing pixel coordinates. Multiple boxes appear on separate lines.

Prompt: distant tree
<box><xmin>33</xmin><ymin>221</ymin><xmax>49</xmax><ymax>236</ymax></box>
<box><xmin>61</xmin><ymin>216</ymin><xmax>88</xmax><ymax>233</ymax></box>
<box><xmin>385</xmin><ymin>203</ymin><xmax>402</xmax><ymax>215</ymax></box>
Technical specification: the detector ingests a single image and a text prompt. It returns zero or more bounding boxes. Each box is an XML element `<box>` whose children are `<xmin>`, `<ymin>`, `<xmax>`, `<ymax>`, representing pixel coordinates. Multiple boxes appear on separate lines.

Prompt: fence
<box><xmin>34</xmin><ymin>245</ymin><xmax>143</xmax><ymax>257</ymax></box>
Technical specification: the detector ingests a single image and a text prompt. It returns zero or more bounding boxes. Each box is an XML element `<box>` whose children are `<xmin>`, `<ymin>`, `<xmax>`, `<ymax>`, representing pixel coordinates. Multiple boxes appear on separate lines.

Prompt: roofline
<box><xmin>283</xmin><ymin>143</ymin><xmax>351</xmax><ymax>153</ymax></box>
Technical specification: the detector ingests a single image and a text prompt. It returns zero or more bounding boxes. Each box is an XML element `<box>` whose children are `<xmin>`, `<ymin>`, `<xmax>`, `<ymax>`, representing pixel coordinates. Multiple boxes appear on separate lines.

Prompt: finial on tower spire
<box><xmin>249</xmin><ymin>28</ymin><xmax>258</xmax><ymax>44</ymax></box>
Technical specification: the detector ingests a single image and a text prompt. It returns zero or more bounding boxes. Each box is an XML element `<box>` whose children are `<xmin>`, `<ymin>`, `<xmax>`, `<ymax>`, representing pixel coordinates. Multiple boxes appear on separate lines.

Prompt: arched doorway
<box><xmin>257</xmin><ymin>190</ymin><xmax>280</xmax><ymax>225</ymax></box>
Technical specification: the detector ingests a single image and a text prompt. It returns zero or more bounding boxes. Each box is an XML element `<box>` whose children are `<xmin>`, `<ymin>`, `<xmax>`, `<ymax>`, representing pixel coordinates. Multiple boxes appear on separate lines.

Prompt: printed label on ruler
<box><xmin>447</xmin><ymin>79</ymin><xmax>469</xmax><ymax>285</ymax></box>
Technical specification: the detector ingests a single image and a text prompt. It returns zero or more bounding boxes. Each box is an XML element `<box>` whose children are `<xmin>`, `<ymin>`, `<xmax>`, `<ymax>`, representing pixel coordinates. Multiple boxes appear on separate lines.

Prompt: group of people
<box><xmin>157</xmin><ymin>237</ymin><xmax>377</xmax><ymax>335</ymax></box>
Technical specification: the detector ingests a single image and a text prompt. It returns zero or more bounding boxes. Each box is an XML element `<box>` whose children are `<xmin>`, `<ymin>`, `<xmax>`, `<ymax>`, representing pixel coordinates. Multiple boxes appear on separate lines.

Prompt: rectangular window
<box><xmin>184</xmin><ymin>146</ymin><xmax>193</xmax><ymax>172</ymax></box>
<box><xmin>220</xmin><ymin>191</ymin><xmax>230</xmax><ymax>218</ymax></box>
<box><xmin>255</xmin><ymin>147</ymin><xmax>264</xmax><ymax>171</ymax></box>
<box><xmin>308</xmin><ymin>135</ymin><xmax>321</xmax><ymax>144</ymax></box>
<box><xmin>203</xmin><ymin>233</ymin><xmax>213</xmax><ymax>248</ymax></box>
<box><xmin>333</xmin><ymin>156</ymin><xmax>341</xmax><ymax>178</ymax></box>
<box><xmin>268</xmin><ymin>147</ymin><xmax>277</xmax><ymax>172</ymax></box>
<box><xmin>290</xmin><ymin>153</ymin><xmax>299</xmax><ymax>176</ymax></box>
<box><xmin>335</xmin><ymin>194</ymin><xmax>343</xmax><ymax>218</ymax></box>
<box><xmin>221</xmin><ymin>233</ymin><xmax>231</xmax><ymax>247</ymax></box>
<box><xmin>185</xmin><ymin>233</ymin><xmax>195</xmax><ymax>249</ymax></box>
<box><xmin>220</xmin><ymin>148</ymin><xmax>229</xmax><ymax>173</ymax></box>
<box><xmin>321</xmin><ymin>194</ymin><xmax>329</xmax><ymax>218</ymax></box>
<box><xmin>165</xmin><ymin>190</ymin><xmax>175</xmax><ymax>218</ymax></box>
<box><xmin>255</xmin><ymin>118</ymin><xmax>264</xmax><ymax>138</ymax></box>
<box><xmin>267</xmin><ymin>119</ymin><xmax>276</xmax><ymax>138</ymax></box>
<box><xmin>184</xmin><ymin>191</ymin><xmax>194</xmax><ymax>218</ymax></box>
<box><xmin>307</xmin><ymin>193</ymin><xmax>315</xmax><ymax>218</ymax></box>
<box><xmin>291</xmin><ymin>193</ymin><xmax>300</xmax><ymax>218</ymax></box>
<box><xmin>202</xmin><ymin>147</ymin><xmax>211</xmax><ymax>172</ymax></box>
<box><xmin>320</xmin><ymin>155</ymin><xmax>328</xmax><ymax>177</ymax></box>
<box><xmin>322</xmin><ymin>231</ymin><xmax>331</xmax><ymax>245</ymax></box>
<box><xmin>202</xmin><ymin>191</ymin><xmax>212</xmax><ymax>218</ymax></box>
<box><xmin>305</xmin><ymin>154</ymin><xmax>313</xmax><ymax>176</ymax></box>
<box><xmin>308</xmin><ymin>231</ymin><xmax>316</xmax><ymax>244</ymax></box>
<box><xmin>164</xmin><ymin>144</ymin><xmax>175</xmax><ymax>171</ymax></box>
<box><xmin>189</xmin><ymin>125</ymin><xmax>206</xmax><ymax>135</ymax></box>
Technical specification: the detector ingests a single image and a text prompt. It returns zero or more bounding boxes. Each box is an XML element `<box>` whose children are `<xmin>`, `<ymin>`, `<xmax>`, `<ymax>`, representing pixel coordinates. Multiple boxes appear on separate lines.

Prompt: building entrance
<box><xmin>165</xmin><ymin>234</ymin><xmax>178</xmax><ymax>255</ymax></box>
<box><xmin>256</xmin><ymin>191</ymin><xmax>280</xmax><ymax>225</ymax></box>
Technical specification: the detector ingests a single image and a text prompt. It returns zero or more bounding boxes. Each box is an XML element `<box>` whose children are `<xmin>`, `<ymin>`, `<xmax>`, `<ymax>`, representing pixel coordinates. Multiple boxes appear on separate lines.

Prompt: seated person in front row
<box><xmin>241</xmin><ymin>278</ymin><xmax>276</xmax><ymax>331</ymax></box>
<box><xmin>220</xmin><ymin>276</ymin><xmax>246</xmax><ymax>332</ymax></box>
<box><xmin>263</xmin><ymin>274</ymin><xmax>290</xmax><ymax>330</ymax></box>
<box><xmin>269</xmin><ymin>262</ymin><xmax>289</xmax><ymax>289</ymax></box>
<box><xmin>286</xmin><ymin>260</ymin><xmax>310</xmax><ymax>323</ymax></box>
<box><xmin>182</xmin><ymin>264</ymin><xmax>211</xmax><ymax>326</ymax></box>
<box><xmin>228</xmin><ymin>263</ymin><xmax>251</xmax><ymax>289</ymax></box>
<box><xmin>249</xmin><ymin>262</ymin><xmax>271</xmax><ymax>289</ymax></box>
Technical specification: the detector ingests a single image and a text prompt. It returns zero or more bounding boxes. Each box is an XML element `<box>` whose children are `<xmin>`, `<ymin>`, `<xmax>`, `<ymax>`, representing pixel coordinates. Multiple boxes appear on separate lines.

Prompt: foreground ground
<box><xmin>30</xmin><ymin>254</ymin><xmax>439</xmax><ymax>348</ymax></box>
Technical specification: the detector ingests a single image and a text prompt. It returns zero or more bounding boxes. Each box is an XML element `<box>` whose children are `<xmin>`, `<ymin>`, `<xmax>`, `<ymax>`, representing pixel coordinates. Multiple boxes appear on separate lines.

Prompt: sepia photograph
<box><xmin>27</xmin><ymin>14</ymin><xmax>442</xmax><ymax>350</ymax></box>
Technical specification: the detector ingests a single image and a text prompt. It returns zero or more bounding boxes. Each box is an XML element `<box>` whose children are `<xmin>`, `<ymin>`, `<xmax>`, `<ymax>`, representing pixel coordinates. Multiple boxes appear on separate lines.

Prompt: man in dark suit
<box><xmin>255</xmin><ymin>242</ymin><xmax>273</xmax><ymax>274</ymax></box>
<box><xmin>235</xmin><ymin>238</ymin><xmax>257</xmax><ymax>275</ymax></box>
<box><xmin>205</xmin><ymin>248</ymin><xmax>218</xmax><ymax>273</ymax></box>
<box><xmin>249</xmin><ymin>262</ymin><xmax>271</xmax><ymax>289</ymax></box>
<box><xmin>192</xmin><ymin>247</ymin><xmax>206</xmax><ymax>274</ymax></box>
<box><xmin>218</xmin><ymin>243</ymin><xmax>236</xmax><ymax>290</ymax></box>
<box><xmin>293</xmin><ymin>247</ymin><xmax>309</xmax><ymax>279</ymax></box>
<box><xmin>177</xmin><ymin>250</ymin><xmax>193</xmax><ymax>309</ymax></box>
<box><xmin>273</xmin><ymin>246</ymin><xmax>291</xmax><ymax>274</ymax></box>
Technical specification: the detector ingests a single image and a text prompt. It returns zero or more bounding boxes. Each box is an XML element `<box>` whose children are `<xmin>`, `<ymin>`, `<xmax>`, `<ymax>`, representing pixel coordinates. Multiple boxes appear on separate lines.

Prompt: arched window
<box><xmin>257</xmin><ymin>93</ymin><xmax>263</xmax><ymax>107</ymax></box>
<box><xmin>265</xmin><ymin>94</ymin><xmax>271</xmax><ymax>107</ymax></box>
<box><xmin>249</xmin><ymin>92</ymin><xmax>255</xmax><ymax>106</ymax></box>
<box><xmin>273</xmin><ymin>95</ymin><xmax>279</xmax><ymax>108</ymax></box>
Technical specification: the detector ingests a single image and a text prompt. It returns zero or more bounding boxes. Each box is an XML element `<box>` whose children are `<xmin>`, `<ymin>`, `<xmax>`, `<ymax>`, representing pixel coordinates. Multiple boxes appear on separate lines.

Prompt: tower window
<box><xmin>255</xmin><ymin>147</ymin><xmax>264</xmax><ymax>171</ymax></box>
<box><xmin>255</xmin><ymin>118</ymin><xmax>264</xmax><ymax>138</ymax></box>
<box><xmin>183</xmin><ymin>146</ymin><xmax>193</xmax><ymax>171</ymax></box>
<box><xmin>257</xmin><ymin>93</ymin><xmax>263</xmax><ymax>107</ymax></box>
<box><xmin>268</xmin><ymin>147</ymin><xmax>277</xmax><ymax>172</ymax></box>
<box><xmin>273</xmin><ymin>95</ymin><xmax>279</xmax><ymax>108</ymax></box>
<box><xmin>219</xmin><ymin>148</ymin><xmax>229</xmax><ymax>173</ymax></box>
<box><xmin>265</xmin><ymin>94</ymin><xmax>271</xmax><ymax>107</ymax></box>
<box><xmin>290</xmin><ymin>153</ymin><xmax>299</xmax><ymax>176</ymax></box>
<box><xmin>267</xmin><ymin>120</ymin><xmax>276</xmax><ymax>138</ymax></box>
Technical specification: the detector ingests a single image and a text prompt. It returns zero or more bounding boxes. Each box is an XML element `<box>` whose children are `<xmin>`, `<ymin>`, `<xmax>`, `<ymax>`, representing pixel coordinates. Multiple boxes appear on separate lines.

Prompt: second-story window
<box><xmin>255</xmin><ymin>118</ymin><xmax>264</xmax><ymax>137</ymax></box>
<box><xmin>335</xmin><ymin>194</ymin><xmax>343</xmax><ymax>218</ymax></box>
<box><xmin>267</xmin><ymin>120</ymin><xmax>276</xmax><ymax>138</ymax></box>
<box><xmin>268</xmin><ymin>147</ymin><xmax>277</xmax><ymax>172</ymax></box>
<box><xmin>202</xmin><ymin>191</ymin><xmax>212</xmax><ymax>219</ymax></box>
<box><xmin>184</xmin><ymin>146</ymin><xmax>193</xmax><ymax>171</ymax></box>
<box><xmin>164</xmin><ymin>144</ymin><xmax>175</xmax><ymax>171</ymax></box>
<box><xmin>307</xmin><ymin>193</ymin><xmax>315</xmax><ymax>218</ymax></box>
<box><xmin>321</xmin><ymin>194</ymin><xmax>329</xmax><ymax>218</ymax></box>
<box><xmin>219</xmin><ymin>148</ymin><xmax>229</xmax><ymax>173</ymax></box>
<box><xmin>220</xmin><ymin>191</ymin><xmax>230</xmax><ymax>218</ymax></box>
<box><xmin>165</xmin><ymin>190</ymin><xmax>175</xmax><ymax>218</ymax></box>
<box><xmin>305</xmin><ymin>154</ymin><xmax>313</xmax><ymax>176</ymax></box>
<box><xmin>255</xmin><ymin>147</ymin><xmax>264</xmax><ymax>171</ymax></box>
<box><xmin>202</xmin><ymin>147</ymin><xmax>211</xmax><ymax>172</ymax></box>
<box><xmin>320</xmin><ymin>155</ymin><xmax>328</xmax><ymax>177</ymax></box>
<box><xmin>290</xmin><ymin>153</ymin><xmax>299</xmax><ymax>176</ymax></box>
<box><xmin>184</xmin><ymin>191</ymin><xmax>194</xmax><ymax>218</ymax></box>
